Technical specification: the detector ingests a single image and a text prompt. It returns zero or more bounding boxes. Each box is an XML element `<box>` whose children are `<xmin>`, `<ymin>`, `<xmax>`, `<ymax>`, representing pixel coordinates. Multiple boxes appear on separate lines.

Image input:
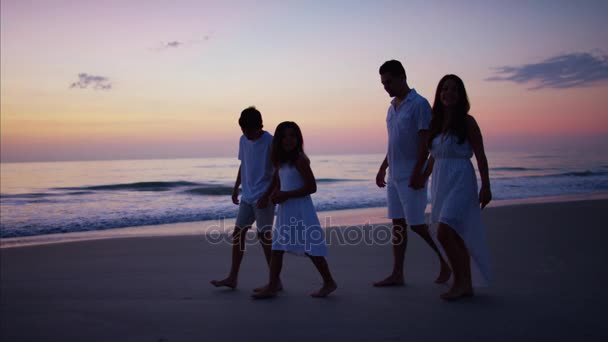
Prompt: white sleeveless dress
<box><xmin>271</xmin><ymin>163</ymin><xmax>328</xmax><ymax>256</ymax></box>
<box><xmin>430</xmin><ymin>134</ymin><xmax>492</xmax><ymax>286</ymax></box>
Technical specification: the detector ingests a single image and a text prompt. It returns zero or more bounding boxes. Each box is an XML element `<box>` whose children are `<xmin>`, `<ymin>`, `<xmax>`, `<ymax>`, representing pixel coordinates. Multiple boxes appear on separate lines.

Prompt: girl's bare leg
<box><xmin>308</xmin><ymin>255</ymin><xmax>338</xmax><ymax>298</ymax></box>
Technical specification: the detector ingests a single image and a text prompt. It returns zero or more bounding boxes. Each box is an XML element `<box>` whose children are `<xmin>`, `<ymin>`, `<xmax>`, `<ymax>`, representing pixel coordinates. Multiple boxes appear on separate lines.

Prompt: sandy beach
<box><xmin>2</xmin><ymin>198</ymin><xmax>608</xmax><ymax>341</ymax></box>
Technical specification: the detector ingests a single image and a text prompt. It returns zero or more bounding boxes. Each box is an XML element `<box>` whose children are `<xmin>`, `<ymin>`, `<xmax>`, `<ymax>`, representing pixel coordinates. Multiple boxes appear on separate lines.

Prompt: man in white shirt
<box><xmin>211</xmin><ymin>106</ymin><xmax>279</xmax><ymax>290</ymax></box>
<box><xmin>374</xmin><ymin>60</ymin><xmax>451</xmax><ymax>286</ymax></box>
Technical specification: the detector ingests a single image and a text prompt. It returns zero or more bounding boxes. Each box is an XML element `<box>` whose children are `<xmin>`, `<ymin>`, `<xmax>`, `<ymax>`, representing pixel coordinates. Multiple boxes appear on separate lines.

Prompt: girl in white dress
<box><xmin>423</xmin><ymin>75</ymin><xmax>492</xmax><ymax>301</ymax></box>
<box><xmin>252</xmin><ymin>121</ymin><xmax>337</xmax><ymax>299</ymax></box>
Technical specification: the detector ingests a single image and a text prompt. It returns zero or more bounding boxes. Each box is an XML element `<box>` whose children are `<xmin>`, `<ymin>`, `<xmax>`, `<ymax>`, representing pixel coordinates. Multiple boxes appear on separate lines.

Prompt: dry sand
<box><xmin>2</xmin><ymin>199</ymin><xmax>607</xmax><ymax>341</ymax></box>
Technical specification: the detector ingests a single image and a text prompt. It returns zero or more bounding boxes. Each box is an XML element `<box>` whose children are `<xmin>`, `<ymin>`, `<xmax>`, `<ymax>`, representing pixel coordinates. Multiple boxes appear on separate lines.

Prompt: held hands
<box><xmin>231</xmin><ymin>187</ymin><xmax>240</xmax><ymax>205</ymax></box>
<box><xmin>479</xmin><ymin>186</ymin><xmax>492</xmax><ymax>209</ymax></box>
<box><xmin>256</xmin><ymin>195</ymin><xmax>270</xmax><ymax>209</ymax></box>
<box><xmin>408</xmin><ymin>172</ymin><xmax>426</xmax><ymax>190</ymax></box>
<box><xmin>271</xmin><ymin>191</ymin><xmax>289</xmax><ymax>204</ymax></box>
<box><xmin>376</xmin><ymin>168</ymin><xmax>387</xmax><ymax>188</ymax></box>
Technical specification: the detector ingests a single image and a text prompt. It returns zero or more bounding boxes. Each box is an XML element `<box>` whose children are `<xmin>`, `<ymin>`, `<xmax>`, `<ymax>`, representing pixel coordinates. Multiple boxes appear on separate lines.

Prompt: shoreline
<box><xmin>2</xmin><ymin>191</ymin><xmax>608</xmax><ymax>249</ymax></box>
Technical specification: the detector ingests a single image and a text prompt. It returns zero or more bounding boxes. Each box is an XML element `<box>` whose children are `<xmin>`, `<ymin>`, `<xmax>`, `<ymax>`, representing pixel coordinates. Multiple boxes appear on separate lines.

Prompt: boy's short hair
<box><xmin>238</xmin><ymin>106</ymin><xmax>263</xmax><ymax>129</ymax></box>
<box><xmin>379</xmin><ymin>60</ymin><xmax>407</xmax><ymax>79</ymax></box>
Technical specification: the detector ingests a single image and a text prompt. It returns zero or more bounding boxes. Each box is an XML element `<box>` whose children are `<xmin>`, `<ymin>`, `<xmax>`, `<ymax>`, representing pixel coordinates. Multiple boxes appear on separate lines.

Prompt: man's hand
<box><xmin>231</xmin><ymin>187</ymin><xmax>240</xmax><ymax>205</ymax></box>
<box><xmin>376</xmin><ymin>168</ymin><xmax>387</xmax><ymax>188</ymax></box>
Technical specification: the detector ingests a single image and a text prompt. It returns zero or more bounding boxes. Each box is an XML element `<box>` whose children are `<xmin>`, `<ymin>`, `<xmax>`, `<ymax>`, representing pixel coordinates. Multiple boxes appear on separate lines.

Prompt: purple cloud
<box><xmin>70</xmin><ymin>73</ymin><xmax>112</xmax><ymax>90</ymax></box>
<box><xmin>165</xmin><ymin>41</ymin><xmax>183</xmax><ymax>48</ymax></box>
<box><xmin>486</xmin><ymin>52</ymin><xmax>608</xmax><ymax>90</ymax></box>
<box><xmin>154</xmin><ymin>34</ymin><xmax>212</xmax><ymax>51</ymax></box>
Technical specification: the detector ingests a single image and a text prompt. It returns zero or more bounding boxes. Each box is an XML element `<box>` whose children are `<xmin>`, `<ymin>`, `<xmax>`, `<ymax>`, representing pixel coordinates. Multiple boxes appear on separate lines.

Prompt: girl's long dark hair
<box><xmin>428</xmin><ymin>74</ymin><xmax>471</xmax><ymax>148</ymax></box>
<box><xmin>271</xmin><ymin>121</ymin><xmax>304</xmax><ymax>167</ymax></box>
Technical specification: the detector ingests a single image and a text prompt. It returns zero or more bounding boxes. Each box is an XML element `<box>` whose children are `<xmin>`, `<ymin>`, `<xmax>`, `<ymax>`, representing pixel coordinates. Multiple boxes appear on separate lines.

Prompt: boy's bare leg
<box><xmin>210</xmin><ymin>226</ymin><xmax>249</xmax><ymax>289</ymax></box>
<box><xmin>252</xmin><ymin>250</ymin><xmax>284</xmax><ymax>299</ymax></box>
<box><xmin>308</xmin><ymin>255</ymin><xmax>338</xmax><ymax>298</ymax></box>
<box><xmin>253</xmin><ymin>230</ymin><xmax>283</xmax><ymax>292</ymax></box>
<box><xmin>373</xmin><ymin>219</ymin><xmax>407</xmax><ymax>286</ymax></box>
<box><xmin>411</xmin><ymin>224</ymin><xmax>452</xmax><ymax>283</ymax></box>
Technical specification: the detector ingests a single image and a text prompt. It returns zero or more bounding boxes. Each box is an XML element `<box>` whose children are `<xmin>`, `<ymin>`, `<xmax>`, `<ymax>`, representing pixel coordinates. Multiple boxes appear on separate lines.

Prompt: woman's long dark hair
<box><xmin>271</xmin><ymin>121</ymin><xmax>304</xmax><ymax>167</ymax></box>
<box><xmin>428</xmin><ymin>74</ymin><xmax>471</xmax><ymax>148</ymax></box>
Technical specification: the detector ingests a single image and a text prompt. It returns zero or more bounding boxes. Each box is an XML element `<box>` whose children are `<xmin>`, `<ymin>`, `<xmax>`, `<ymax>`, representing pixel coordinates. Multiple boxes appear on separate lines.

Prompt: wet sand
<box><xmin>1</xmin><ymin>199</ymin><xmax>607</xmax><ymax>341</ymax></box>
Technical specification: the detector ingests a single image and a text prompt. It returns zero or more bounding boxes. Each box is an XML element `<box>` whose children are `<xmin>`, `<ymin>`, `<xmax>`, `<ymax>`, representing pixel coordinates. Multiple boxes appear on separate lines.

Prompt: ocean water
<box><xmin>1</xmin><ymin>151</ymin><xmax>607</xmax><ymax>238</ymax></box>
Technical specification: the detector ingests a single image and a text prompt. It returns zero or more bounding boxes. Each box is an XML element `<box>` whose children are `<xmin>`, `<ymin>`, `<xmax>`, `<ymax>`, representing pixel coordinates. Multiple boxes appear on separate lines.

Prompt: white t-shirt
<box><xmin>386</xmin><ymin>88</ymin><xmax>432</xmax><ymax>181</ymax></box>
<box><xmin>238</xmin><ymin>131</ymin><xmax>274</xmax><ymax>203</ymax></box>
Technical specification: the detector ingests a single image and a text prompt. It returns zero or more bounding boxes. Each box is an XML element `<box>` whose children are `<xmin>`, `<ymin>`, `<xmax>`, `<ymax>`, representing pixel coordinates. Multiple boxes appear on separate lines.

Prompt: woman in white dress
<box><xmin>423</xmin><ymin>75</ymin><xmax>492</xmax><ymax>301</ymax></box>
<box><xmin>252</xmin><ymin>121</ymin><xmax>337</xmax><ymax>299</ymax></box>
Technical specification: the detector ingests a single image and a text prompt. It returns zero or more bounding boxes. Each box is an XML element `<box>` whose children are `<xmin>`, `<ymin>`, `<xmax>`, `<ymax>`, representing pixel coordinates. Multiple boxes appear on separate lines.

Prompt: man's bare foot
<box><xmin>210</xmin><ymin>277</ymin><xmax>237</xmax><ymax>289</ymax></box>
<box><xmin>373</xmin><ymin>274</ymin><xmax>404</xmax><ymax>287</ymax></box>
<box><xmin>253</xmin><ymin>281</ymin><xmax>283</xmax><ymax>293</ymax></box>
<box><xmin>440</xmin><ymin>287</ymin><xmax>474</xmax><ymax>301</ymax></box>
<box><xmin>434</xmin><ymin>263</ymin><xmax>452</xmax><ymax>284</ymax></box>
<box><xmin>311</xmin><ymin>282</ymin><xmax>338</xmax><ymax>298</ymax></box>
<box><xmin>251</xmin><ymin>287</ymin><xmax>280</xmax><ymax>299</ymax></box>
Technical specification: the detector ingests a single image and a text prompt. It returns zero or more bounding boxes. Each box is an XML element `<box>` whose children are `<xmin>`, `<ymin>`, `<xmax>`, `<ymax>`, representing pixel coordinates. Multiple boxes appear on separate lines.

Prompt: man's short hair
<box><xmin>238</xmin><ymin>106</ymin><xmax>263</xmax><ymax>129</ymax></box>
<box><xmin>379</xmin><ymin>60</ymin><xmax>406</xmax><ymax>79</ymax></box>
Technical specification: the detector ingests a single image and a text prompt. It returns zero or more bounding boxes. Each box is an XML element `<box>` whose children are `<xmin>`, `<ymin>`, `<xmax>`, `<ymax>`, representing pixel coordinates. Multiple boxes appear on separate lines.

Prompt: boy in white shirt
<box><xmin>211</xmin><ymin>107</ymin><xmax>278</xmax><ymax>290</ymax></box>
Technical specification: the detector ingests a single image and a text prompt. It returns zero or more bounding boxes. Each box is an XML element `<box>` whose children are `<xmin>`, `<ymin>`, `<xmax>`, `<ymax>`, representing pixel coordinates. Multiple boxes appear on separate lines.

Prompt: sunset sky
<box><xmin>1</xmin><ymin>0</ymin><xmax>607</xmax><ymax>162</ymax></box>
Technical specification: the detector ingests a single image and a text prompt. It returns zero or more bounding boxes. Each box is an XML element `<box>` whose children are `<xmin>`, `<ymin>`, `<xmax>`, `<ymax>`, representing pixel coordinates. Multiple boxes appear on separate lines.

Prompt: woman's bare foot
<box><xmin>434</xmin><ymin>263</ymin><xmax>452</xmax><ymax>284</ymax></box>
<box><xmin>252</xmin><ymin>284</ymin><xmax>267</xmax><ymax>293</ymax></box>
<box><xmin>253</xmin><ymin>281</ymin><xmax>283</xmax><ymax>293</ymax></box>
<box><xmin>311</xmin><ymin>282</ymin><xmax>338</xmax><ymax>298</ymax></box>
<box><xmin>373</xmin><ymin>274</ymin><xmax>404</xmax><ymax>287</ymax></box>
<box><xmin>251</xmin><ymin>286</ymin><xmax>280</xmax><ymax>299</ymax></box>
<box><xmin>210</xmin><ymin>277</ymin><xmax>237</xmax><ymax>289</ymax></box>
<box><xmin>440</xmin><ymin>286</ymin><xmax>474</xmax><ymax>301</ymax></box>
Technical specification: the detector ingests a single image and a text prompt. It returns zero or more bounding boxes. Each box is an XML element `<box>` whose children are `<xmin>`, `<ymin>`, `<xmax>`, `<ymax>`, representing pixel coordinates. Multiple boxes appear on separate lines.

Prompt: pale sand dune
<box><xmin>2</xmin><ymin>199</ymin><xmax>608</xmax><ymax>341</ymax></box>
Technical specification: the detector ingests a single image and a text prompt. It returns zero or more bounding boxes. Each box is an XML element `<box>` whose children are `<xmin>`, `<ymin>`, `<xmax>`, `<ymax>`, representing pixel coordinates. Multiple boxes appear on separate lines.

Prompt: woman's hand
<box><xmin>479</xmin><ymin>186</ymin><xmax>492</xmax><ymax>209</ymax></box>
